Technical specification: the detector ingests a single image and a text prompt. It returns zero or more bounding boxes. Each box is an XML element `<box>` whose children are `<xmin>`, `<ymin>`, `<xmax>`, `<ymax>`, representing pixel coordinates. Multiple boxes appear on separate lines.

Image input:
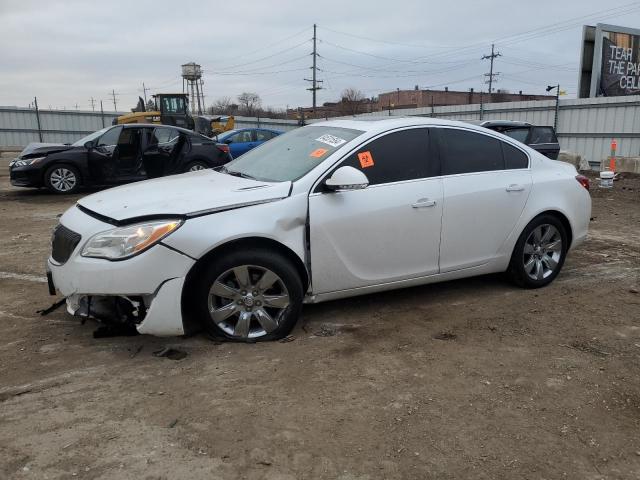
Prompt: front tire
<box><xmin>507</xmin><ymin>214</ymin><xmax>568</xmax><ymax>288</ymax></box>
<box><xmin>194</xmin><ymin>250</ymin><xmax>303</xmax><ymax>342</ymax></box>
<box><xmin>44</xmin><ymin>164</ymin><xmax>81</xmax><ymax>194</ymax></box>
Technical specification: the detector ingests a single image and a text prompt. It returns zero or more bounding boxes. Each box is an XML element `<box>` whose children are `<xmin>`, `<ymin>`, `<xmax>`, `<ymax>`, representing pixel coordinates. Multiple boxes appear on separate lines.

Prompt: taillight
<box><xmin>576</xmin><ymin>174</ymin><xmax>590</xmax><ymax>191</ymax></box>
<box><xmin>217</xmin><ymin>144</ymin><xmax>229</xmax><ymax>154</ymax></box>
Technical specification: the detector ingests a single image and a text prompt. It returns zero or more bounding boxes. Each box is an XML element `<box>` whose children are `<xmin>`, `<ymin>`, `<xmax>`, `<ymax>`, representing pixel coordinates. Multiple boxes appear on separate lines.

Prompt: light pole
<box><xmin>546</xmin><ymin>84</ymin><xmax>560</xmax><ymax>131</ymax></box>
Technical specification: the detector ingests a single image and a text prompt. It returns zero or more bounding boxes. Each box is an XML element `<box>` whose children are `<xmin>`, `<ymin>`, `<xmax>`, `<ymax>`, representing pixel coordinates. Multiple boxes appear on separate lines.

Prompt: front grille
<box><xmin>51</xmin><ymin>224</ymin><xmax>81</xmax><ymax>265</ymax></box>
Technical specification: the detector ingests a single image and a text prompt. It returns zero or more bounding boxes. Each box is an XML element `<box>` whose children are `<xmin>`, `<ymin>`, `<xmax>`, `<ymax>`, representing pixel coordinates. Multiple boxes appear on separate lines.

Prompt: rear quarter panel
<box><xmin>512</xmin><ymin>155</ymin><xmax>590</xmax><ymax>250</ymax></box>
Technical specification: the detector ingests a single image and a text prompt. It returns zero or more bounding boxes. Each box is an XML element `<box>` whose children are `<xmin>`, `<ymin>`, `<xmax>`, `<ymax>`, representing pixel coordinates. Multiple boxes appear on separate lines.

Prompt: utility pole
<box><xmin>482</xmin><ymin>44</ymin><xmax>501</xmax><ymax>99</ymax></box>
<box><xmin>100</xmin><ymin>100</ymin><xmax>105</xmax><ymax>127</ymax></box>
<box><xmin>142</xmin><ymin>82</ymin><xmax>150</xmax><ymax>104</ymax></box>
<box><xmin>304</xmin><ymin>24</ymin><xmax>323</xmax><ymax>113</ymax></box>
<box><xmin>89</xmin><ymin>97</ymin><xmax>96</xmax><ymax>111</ymax></box>
<box><xmin>110</xmin><ymin>89</ymin><xmax>119</xmax><ymax>111</ymax></box>
<box><xmin>546</xmin><ymin>84</ymin><xmax>561</xmax><ymax>131</ymax></box>
<box><xmin>34</xmin><ymin>96</ymin><xmax>43</xmax><ymax>142</ymax></box>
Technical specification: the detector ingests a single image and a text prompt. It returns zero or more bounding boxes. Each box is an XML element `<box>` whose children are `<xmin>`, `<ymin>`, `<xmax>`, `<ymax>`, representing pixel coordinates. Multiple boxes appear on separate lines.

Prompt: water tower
<box><xmin>181</xmin><ymin>62</ymin><xmax>205</xmax><ymax>115</ymax></box>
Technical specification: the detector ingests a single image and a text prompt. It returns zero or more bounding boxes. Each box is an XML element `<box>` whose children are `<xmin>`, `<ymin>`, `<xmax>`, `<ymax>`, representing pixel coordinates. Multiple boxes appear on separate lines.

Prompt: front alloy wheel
<box><xmin>195</xmin><ymin>250</ymin><xmax>303</xmax><ymax>341</ymax></box>
<box><xmin>209</xmin><ymin>265</ymin><xmax>290</xmax><ymax>339</ymax></box>
<box><xmin>45</xmin><ymin>165</ymin><xmax>80</xmax><ymax>194</ymax></box>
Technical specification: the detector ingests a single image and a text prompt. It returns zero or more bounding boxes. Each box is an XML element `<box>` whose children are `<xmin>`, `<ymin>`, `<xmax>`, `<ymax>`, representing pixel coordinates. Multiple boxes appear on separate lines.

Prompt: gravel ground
<box><xmin>0</xmin><ymin>172</ymin><xmax>639</xmax><ymax>480</ymax></box>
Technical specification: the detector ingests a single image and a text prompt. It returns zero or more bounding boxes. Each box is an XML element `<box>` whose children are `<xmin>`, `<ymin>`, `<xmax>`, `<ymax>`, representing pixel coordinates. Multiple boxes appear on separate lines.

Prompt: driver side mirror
<box><xmin>324</xmin><ymin>166</ymin><xmax>369</xmax><ymax>192</ymax></box>
<box><xmin>84</xmin><ymin>140</ymin><xmax>96</xmax><ymax>149</ymax></box>
<box><xmin>224</xmin><ymin>138</ymin><xmax>233</xmax><ymax>144</ymax></box>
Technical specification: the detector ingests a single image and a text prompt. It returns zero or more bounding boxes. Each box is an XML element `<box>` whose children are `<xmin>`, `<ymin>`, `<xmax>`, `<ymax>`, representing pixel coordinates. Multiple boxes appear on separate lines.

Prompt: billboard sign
<box><xmin>578</xmin><ymin>23</ymin><xmax>640</xmax><ymax>98</ymax></box>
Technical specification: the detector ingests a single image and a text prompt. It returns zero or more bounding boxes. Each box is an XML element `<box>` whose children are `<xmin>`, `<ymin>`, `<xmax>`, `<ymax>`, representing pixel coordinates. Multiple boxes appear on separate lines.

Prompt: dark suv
<box><xmin>479</xmin><ymin>121</ymin><xmax>560</xmax><ymax>160</ymax></box>
<box><xmin>9</xmin><ymin>124</ymin><xmax>232</xmax><ymax>194</ymax></box>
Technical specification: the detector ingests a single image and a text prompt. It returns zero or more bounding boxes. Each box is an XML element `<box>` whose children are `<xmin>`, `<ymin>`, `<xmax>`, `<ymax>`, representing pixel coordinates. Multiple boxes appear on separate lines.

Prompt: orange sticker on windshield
<box><xmin>358</xmin><ymin>151</ymin><xmax>374</xmax><ymax>168</ymax></box>
<box><xmin>310</xmin><ymin>148</ymin><xmax>328</xmax><ymax>158</ymax></box>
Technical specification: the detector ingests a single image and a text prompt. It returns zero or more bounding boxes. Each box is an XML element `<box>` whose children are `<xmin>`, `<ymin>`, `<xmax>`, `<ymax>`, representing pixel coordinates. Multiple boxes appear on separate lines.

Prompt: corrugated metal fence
<box><xmin>0</xmin><ymin>107</ymin><xmax>121</xmax><ymax>146</ymax></box>
<box><xmin>345</xmin><ymin>95</ymin><xmax>640</xmax><ymax>165</ymax></box>
<box><xmin>2</xmin><ymin>96</ymin><xmax>639</xmax><ymax>165</ymax></box>
<box><xmin>0</xmin><ymin>108</ymin><xmax>300</xmax><ymax>147</ymax></box>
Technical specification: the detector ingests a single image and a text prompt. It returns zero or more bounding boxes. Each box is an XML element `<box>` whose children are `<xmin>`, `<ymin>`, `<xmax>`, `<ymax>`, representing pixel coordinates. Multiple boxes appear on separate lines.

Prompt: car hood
<box><xmin>19</xmin><ymin>142</ymin><xmax>75</xmax><ymax>159</ymax></box>
<box><xmin>77</xmin><ymin>170</ymin><xmax>292</xmax><ymax>222</ymax></box>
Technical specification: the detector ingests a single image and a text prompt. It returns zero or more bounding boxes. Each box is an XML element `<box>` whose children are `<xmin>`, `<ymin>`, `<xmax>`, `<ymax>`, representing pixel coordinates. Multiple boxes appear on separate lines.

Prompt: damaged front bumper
<box><xmin>47</xmin><ymin>205</ymin><xmax>195</xmax><ymax>336</ymax></box>
<box><xmin>63</xmin><ymin>277</ymin><xmax>187</xmax><ymax>336</ymax></box>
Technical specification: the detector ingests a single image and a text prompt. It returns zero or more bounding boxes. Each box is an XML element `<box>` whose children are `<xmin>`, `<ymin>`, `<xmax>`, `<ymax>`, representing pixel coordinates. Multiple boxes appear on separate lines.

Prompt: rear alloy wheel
<box><xmin>507</xmin><ymin>215</ymin><xmax>567</xmax><ymax>288</ymax></box>
<box><xmin>45</xmin><ymin>165</ymin><xmax>81</xmax><ymax>194</ymax></box>
<box><xmin>186</xmin><ymin>161</ymin><xmax>209</xmax><ymax>172</ymax></box>
<box><xmin>195</xmin><ymin>250</ymin><xmax>303</xmax><ymax>341</ymax></box>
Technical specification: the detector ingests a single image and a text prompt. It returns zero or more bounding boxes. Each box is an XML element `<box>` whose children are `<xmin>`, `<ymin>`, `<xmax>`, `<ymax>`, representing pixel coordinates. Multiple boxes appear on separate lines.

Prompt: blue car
<box><xmin>216</xmin><ymin>128</ymin><xmax>282</xmax><ymax>157</ymax></box>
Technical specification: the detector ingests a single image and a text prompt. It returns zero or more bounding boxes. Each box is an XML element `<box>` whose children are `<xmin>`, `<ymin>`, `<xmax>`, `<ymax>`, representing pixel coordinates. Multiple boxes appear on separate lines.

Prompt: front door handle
<box><xmin>506</xmin><ymin>184</ymin><xmax>525</xmax><ymax>192</ymax></box>
<box><xmin>412</xmin><ymin>198</ymin><xmax>437</xmax><ymax>208</ymax></box>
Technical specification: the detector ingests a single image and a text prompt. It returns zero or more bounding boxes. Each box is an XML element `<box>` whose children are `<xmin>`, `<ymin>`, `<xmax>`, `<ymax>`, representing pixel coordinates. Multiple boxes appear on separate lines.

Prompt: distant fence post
<box><xmin>34</xmin><ymin>96</ymin><xmax>43</xmax><ymax>142</ymax></box>
<box><xmin>100</xmin><ymin>101</ymin><xmax>105</xmax><ymax>128</ymax></box>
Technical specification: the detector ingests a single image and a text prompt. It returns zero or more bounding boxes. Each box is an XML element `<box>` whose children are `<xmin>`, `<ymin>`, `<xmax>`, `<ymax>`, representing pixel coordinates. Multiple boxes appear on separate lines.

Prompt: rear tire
<box><xmin>44</xmin><ymin>164</ymin><xmax>81</xmax><ymax>194</ymax></box>
<box><xmin>194</xmin><ymin>249</ymin><xmax>303</xmax><ymax>342</ymax></box>
<box><xmin>507</xmin><ymin>214</ymin><xmax>568</xmax><ymax>288</ymax></box>
<box><xmin>184</xmin><ymin>161</ymin><xmax>209</xmax><ymax>172</ymax></box>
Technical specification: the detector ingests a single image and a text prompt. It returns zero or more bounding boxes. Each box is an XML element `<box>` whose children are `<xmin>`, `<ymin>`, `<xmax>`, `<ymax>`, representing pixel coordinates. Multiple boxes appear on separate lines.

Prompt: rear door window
<box><xmin>529</xmin><ymin>127</ymin><xmax>558</xmax><ymax>144</ymax></box>
<box><xmin>255</xmin><ymin>130</ymin><xmax>275</xmax><ymax>141</ymax></box>
<box><xmin>338</xmin><ymin>128</ymin><xmax>432</xmax><ymax>185</ymax></box>
<box><xmin>439</xmin><ymin>128</ymin><xmax>504</xmax><ymax>175</ymax></box>
<box><xmin>151</xmin><ymin>127</ymin><xmax>180</xmax><ymax>145</ymax></box>
<box><xmin>232</xmin><ymin>131</ymin><xmax>254</xmax><ymax>143</ymax></box>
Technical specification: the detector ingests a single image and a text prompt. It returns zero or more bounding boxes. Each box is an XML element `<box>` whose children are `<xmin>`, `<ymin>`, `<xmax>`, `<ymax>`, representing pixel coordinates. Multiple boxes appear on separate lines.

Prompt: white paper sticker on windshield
<box><xmin>316</xmin><ymin>134</ymin><xmax>347</xmax><ymax>148</ymax></box>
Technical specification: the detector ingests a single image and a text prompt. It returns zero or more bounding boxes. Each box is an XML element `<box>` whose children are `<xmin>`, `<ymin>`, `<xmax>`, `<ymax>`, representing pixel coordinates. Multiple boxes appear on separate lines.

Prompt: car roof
<box><xmin>119</xmin><ymin>123</ymin><xmax>196</xmax><ymax>135</ymax></box>
<box><xmin>479</xmin><ymin>120</ymin><xmax>533</xmax><ymax>128</ymax></box>
<box><xmin>311</xmin><ymin>117</ymin><xmax>501</xmax><ymax>136</ymax></box>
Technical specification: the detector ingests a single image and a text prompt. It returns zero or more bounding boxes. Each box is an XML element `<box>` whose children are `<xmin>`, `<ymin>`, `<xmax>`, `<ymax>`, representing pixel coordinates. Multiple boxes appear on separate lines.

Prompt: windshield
<box><xmin>223</xmin><ymin>126</ymin><xmax>364</xmax><ymax>182</ymax></box>
<box><xmin>72</xmin><ymin>127</ymin><xmax>111</xmax><ymax>147</ymax></box>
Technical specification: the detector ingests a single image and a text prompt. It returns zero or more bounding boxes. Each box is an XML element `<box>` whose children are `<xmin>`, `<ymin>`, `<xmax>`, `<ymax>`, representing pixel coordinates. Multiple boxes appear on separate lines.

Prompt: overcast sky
<box><xmin>1</xmin><ymin>0</ymin><xmax>640</xmax><ymax>112</ymax></box>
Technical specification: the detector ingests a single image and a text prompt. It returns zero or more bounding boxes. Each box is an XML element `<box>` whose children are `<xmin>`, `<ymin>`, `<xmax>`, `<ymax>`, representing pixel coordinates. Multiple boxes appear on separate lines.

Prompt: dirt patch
<box><xmin>1</xmin><ymin>174</ymin><xmax>640</xmax><ymax>479</ymax></box>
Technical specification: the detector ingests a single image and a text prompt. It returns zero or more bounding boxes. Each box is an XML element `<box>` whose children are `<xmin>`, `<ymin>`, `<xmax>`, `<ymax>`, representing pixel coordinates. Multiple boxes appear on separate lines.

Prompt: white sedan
<box><xmin>47</xmin><ymin>118</ymin><xmax>591</xmax><ymax>341</ymax></box>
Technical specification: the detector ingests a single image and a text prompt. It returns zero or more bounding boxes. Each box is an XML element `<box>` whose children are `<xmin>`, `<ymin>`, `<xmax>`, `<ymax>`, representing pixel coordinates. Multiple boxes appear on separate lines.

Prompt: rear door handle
<box><xmin>412</xmin><ymin>198</ymin><xmax>437</xmax><ymax>208</ymax></box>
<box><xmin>506</xmin><ymin>184</ymin><xmax>525</xmax><ymax>192</ymax></box>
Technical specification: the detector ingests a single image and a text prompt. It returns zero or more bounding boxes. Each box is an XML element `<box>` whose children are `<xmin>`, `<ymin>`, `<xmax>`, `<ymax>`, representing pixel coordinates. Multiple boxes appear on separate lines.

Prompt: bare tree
<box><xmin>341</xmin><ymin>88</ymin><xmax>366</xmax><ymax>115</ymax></box>
<box><xmin>237</xmin><ymin>92</ymin><xmax>262</xmax><ymax>116</ymax></box>
<box><xmin>209</xmin><ymin>96</ymin><xmax>233</xmax><ymax>115</ymax></box>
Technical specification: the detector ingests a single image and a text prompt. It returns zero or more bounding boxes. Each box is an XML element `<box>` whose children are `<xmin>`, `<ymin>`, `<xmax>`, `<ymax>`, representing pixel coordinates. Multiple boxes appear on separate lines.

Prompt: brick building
<box><xmin>378</xmin><ymin>87</ymin><xmax>553</xmax><ymax>110</ymax></box>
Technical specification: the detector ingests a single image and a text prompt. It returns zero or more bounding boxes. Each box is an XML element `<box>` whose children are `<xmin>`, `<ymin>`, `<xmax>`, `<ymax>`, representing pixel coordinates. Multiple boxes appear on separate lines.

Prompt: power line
<box><xmin>89</xmin><ymin>97</ymin><xmax>96</xmax><ymax>111</ymax></box>
<box><xmin>209</xmin><ymin>54</ymin><xmax>309</xmax><ymax>75</ymax></box>
<box><xmin>317</xmin><ymin>1</ymin><xmax>640</xmax><ymax>69</ymax></box>
<box><xmin>214</xmin><ymin>39</ymin><xmax>311</xmax><ymax>71</ymax></box>
<box><xmin>212</xmin><ymin>26</ymin><xmax>311</xmax><ymax>65</ymax></box>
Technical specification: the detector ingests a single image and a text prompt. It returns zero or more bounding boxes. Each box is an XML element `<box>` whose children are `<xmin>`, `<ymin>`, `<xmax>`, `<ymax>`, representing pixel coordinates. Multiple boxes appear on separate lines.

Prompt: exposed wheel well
<box><xmin>181</xmin><ymin>237</ymin><xmax>309</xmax><ymax>334</ymax></box>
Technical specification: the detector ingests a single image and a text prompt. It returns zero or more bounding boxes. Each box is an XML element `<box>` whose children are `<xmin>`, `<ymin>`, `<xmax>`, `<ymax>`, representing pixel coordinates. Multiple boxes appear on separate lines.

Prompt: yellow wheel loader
<box><xmin>114</xmin><ymin>93</ymin><xmax>234</xmax><ymax>138</ymax></box>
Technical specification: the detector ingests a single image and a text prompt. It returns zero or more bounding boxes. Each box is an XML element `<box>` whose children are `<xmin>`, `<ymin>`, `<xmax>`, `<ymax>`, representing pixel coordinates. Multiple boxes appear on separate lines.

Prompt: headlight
<box><xmin>13</xmin><ymin>156</ymin><xmax>45</xmax><ymax>167</ymax></box>
<box><xmin>81</xmin><ymin>220</ymin><xmax>182</xmax><ymax>260</ymax></box>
